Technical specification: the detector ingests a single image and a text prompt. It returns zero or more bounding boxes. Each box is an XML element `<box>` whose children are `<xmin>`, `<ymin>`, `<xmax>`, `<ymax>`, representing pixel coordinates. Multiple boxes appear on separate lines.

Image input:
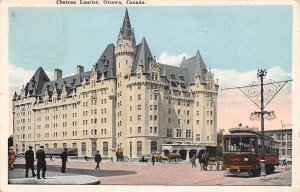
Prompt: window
<box><xmin>178</xmin><ymin>110</ymin><xmax>180</xmax><ymax>114</ymax></box>
<box><xmin>154</xmin><ymin>127</ymin><xmax>157</xmax><ymax>133</ymax></box>
<box><xmin>150</xmin><ymin>127</ymin><xmax>153</xmax><ymax>133</ymax></box>
<box><xmin>186</xmin><ymin>130</ymin><xmax>191</xmax><ymax>138</ymax></box>
<box><xmin>176</xmin><ymin>129</ymin><xmax>182</xmax><ymax>137</ymax></box>
<box><xmin>138</xmin><ymin>115</ymin><xmax>142</xmax><ymax>121</ymax></box>
<box><xmin>138</xmin><ymin>105</ymin><xmax>142</xmax><ymax>110</ymax></box>
<box><xmin>196</xmin><ymin>134</ymin><xmax>200</xmax><ymax>141</ymax></box>
<box><xmin>138</xmin><ymin>94</ymin><xmax>141</xmax><ymax>100</ymax></box>
<box><xmin>167</xmin><ymin>129</ymin><xmax>172</xmax><ymax>137</ymax></box>
<box><xmin>92</xmin><ymin>141</ymin><xmax>97</xmax><ymax>156</ymax></box>
<box><xmin>63</xmin><ymin>143</ymin><xmax>67</xmax><ymax>148</ymax></box>
<box><xmin>138</xmin><ymin>127</ymin><xmax>142</xmax><ymax>133</ymax></box>
<box><xmin>137</xmin><ymin>141</ymin><xmax>142</xmax><ymax>157</ymax></box>
<box><xmin>81</xmin><ymin>142</ymin><xmax>86</xmax><ymax>156</ymax></box>
<box><xmin>54</xmin><ymin>143</ymin><xmax>57</xmax><ymax>148</ymax></box>
<box><xmin>103</xmin><ymin>142</ymin><xmax>108</xmax><ymax>155</ymax></box>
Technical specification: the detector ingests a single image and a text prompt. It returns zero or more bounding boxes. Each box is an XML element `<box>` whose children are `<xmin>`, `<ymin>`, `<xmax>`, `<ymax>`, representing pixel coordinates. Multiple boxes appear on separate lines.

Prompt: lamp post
<box><xmin>222</xmin><ymin>69</ymin><xmax>292</xmax><ymax>180</ymax></box>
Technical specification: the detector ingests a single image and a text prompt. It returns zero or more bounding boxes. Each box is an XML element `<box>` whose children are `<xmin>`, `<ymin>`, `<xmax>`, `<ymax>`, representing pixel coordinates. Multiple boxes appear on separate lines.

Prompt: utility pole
<box><xmin>222</xmin><ymin>69</ymin><xmax>292</xmax><ymax>180</ymax></box>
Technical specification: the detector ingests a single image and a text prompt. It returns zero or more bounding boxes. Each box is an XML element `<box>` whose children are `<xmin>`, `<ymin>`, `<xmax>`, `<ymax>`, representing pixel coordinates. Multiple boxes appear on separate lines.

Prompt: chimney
<box><xmin>54</xmin><ymin>68</ymin><xmax>62</xmax><ymax>81</ymax></box>
<box><xmin>77</xmin><ymin>65</ymin><xmax>84</xmax><ymax>74</ymax></box>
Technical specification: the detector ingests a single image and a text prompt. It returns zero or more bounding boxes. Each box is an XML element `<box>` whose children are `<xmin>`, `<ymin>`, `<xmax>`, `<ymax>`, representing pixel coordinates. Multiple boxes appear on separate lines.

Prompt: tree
<box><xmin>217</xmin><ymin>129</ymin><xmax>224</xmax><ymax>146</ymax></box>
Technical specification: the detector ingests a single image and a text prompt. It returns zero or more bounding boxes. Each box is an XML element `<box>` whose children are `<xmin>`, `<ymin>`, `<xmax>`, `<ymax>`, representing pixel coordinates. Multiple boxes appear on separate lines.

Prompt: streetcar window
<box><xmin>241</xmin><ymin>137</ymin><xmax>251</xmax><ymax>151</ymax></box>
<box><xmin>251</xmin><ymin>138</ymin><xmax>258</xmax><ymax>153</ymax></box>
<box><xmin>229</xmin><ymin>137</ymin><xmax>241</xmax><ymax>151</ymax></box>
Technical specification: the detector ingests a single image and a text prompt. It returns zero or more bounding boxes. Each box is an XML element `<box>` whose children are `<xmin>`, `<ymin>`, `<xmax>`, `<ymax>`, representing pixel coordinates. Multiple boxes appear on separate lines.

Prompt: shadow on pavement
<box><xmin>14</xmin><ymin>164</ymin><xmax>136</xmax><ymax>178</ymax></box>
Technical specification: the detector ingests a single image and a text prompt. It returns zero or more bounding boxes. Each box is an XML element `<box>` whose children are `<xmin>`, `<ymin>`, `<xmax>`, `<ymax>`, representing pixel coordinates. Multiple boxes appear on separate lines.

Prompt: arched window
<box><xmin>92</xmin><ymin>141</ymin><xmax>97</xmax><ymax>156</ymax></box>
<box><xmin>137</xmin><ymin>141</ymin><xmax>142</xmax><ymax>157</ymax></box>
<box><xmin>54</xmin><ymin>143</ymin><xmax>57</xmax><ymax>148</ymax></box>
<box><xmin>81</xmin><ymin>142</ymin><xmax>86</xmax><ymax>156</ymax></box>
<box><xmin>103</xmin><ymin>142</ymin><xmax>108</xmax><ymax>156</ymax></box>
<box><xmin>151</xmin><ymin>141</ymin><xmax>157</xmax><ymax>153</ymax></box>
<box><xmin>45</xmin><ymin>143</ymin><xmax>49</xmax><ymax>149</ymax></box>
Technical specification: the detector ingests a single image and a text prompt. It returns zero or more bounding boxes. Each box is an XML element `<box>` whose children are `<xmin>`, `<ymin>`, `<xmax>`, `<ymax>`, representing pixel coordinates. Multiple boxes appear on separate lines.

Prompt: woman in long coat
<box><xmin>8</xmin><ymin>146</ymin><xmax>16</xmax><ymax>170</ymax></box>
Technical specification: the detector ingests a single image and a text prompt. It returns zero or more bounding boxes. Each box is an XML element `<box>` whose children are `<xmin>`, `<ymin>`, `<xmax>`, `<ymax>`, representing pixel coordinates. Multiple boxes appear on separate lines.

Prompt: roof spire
<box><xmin>121</xmin><ymin>8</ymin><xmax>133</xmax><ymax>39</ymax></box>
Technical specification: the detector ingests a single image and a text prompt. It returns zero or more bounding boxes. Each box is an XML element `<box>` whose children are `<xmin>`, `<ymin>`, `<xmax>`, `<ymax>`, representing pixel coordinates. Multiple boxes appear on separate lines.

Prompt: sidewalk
<box><xmin>8</xmin><ymin>168</ymin><xmax>100</xmax><ymax>185</ymax></box>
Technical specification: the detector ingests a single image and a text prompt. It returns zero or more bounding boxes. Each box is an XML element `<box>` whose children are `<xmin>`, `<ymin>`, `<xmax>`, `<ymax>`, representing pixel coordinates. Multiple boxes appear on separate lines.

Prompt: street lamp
<box><xmin>222</xmin><ymin>69</ymin><xmax>292</xmax><ymax>180</ymax></box>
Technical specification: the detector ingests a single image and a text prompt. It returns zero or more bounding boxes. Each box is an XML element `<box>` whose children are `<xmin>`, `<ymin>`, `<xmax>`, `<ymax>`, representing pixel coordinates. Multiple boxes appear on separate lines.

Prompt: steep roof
<box><xmin>95</xmin><ymin>43</ymin><xmax>116</xmax><ymax>79</ymax></box>
<box><xmin>27</xmin><ymin>67</ymin><xmax>50</xmax><ymax>95</ymax></box>
<box><xmin>121</xmin><ymin>8</ymin><xmax>133</xmax><ymax>39</ymax></box>
<box><xmin>158</xmin><ymin>64</ymin><xmax>189</xmax><ymax>88</ymax></box>
<box><xmin>180</xmin><ymin>51</ymin><xmax>207</xmax><ymax>84</ymax></box>
<box><xmin>132</xmin><ymin>37</ymin><xmax>153</xmax><ymax>74</ymax></box>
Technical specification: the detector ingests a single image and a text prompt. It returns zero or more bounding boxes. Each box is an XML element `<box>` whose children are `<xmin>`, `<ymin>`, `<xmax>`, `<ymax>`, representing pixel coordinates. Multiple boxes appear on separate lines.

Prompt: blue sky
<box><xmin>9</xmin><ymin>6</ymin><xmax>292</xmax><ymax>76</ymax></box>
<box><xmin>8</xmin><ymin>6</ymin><xmax>293</xmax><ymax>132</ymax></box>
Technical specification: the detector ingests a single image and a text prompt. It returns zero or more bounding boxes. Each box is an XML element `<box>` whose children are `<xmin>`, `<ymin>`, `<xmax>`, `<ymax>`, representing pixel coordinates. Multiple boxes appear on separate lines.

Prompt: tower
<box><xmin>115</xmin><ymin>9</ymin><xmax>137</xmax><ymax>153</ymax></box>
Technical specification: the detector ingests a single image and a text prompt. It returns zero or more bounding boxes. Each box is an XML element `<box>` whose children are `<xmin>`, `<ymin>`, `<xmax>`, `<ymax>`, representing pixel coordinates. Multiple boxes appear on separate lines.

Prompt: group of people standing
<box><xmin>9</xmin><ymin>145</ymin><xmax>104</xmax><ymax>179</ymax></box>
<box><xmin>9</xmin><ymin>145</ymin><xmax>69</xmax><ymax>179</ymax></box>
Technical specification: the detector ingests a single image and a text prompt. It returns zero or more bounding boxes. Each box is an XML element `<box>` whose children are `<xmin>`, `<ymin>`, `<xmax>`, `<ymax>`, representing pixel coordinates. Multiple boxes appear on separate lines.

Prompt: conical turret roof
<box><xmin>121</xmin><ymin>8</ymin><xmax>133</xmax><ymax>39</ymax></box>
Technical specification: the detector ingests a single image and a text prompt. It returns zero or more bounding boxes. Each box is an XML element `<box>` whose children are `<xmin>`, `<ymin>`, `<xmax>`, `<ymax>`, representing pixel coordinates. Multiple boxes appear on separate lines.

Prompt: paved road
<box><xmin>10</xmin><ymin>159</ymin><xmax>291</xmax><ymax>186</ymax></box>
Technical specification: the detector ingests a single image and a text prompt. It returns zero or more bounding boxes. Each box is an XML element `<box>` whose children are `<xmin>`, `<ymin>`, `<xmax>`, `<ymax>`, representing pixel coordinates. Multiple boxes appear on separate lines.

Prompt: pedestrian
<box><xmin>191</xmin><ymin>155</ymin><xmax>196</xmax><ymax>168</ymax></box>
<box><xmin>8</xmin><ymin>146</ymin><xmax>16</xmax><ymax>170</ymax></box>
<box><xmin>60</xmin><ymin>148</ymin><xmax>68</xmax><ymax>173</ymax></box>
<box><xmin>36</xmin><ymin>146</ymin><xmax>46</xmax><ymax>179</ymax></box>
<box><xmin>25</xmin><ymin>146</ymin><xmax>36</xmax><ymax>178</ymax></box>
<box><xmin>94</xmin><ymin>150</ymin><xmax>102</xmax><ymax>171</ymax></box>
<box><xmin>111</xmin><ymin>156</ymin><xmax>113</xmax><ymax>162</ymax></box>
<box><xmin>84</xmin><ymin>155</ymin><xmax>88</xmax><ymax>161</ymax></box>
<box><xmin>50</xmin><ymin>154</ymin><xmax>53</xmax><ymax>161</ymax></box>
<box><xmin>151</xmin><ymin>154</ymin><xmax>155</xmax><ymax>165</ymax></box>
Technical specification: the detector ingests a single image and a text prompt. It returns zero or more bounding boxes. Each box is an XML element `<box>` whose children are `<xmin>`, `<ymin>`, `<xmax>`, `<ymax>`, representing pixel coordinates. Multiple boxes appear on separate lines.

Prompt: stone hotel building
<box><xmin>12</xmin><ymin>9</ymin><xmax>219</xmax><ymax>158</ymax></box>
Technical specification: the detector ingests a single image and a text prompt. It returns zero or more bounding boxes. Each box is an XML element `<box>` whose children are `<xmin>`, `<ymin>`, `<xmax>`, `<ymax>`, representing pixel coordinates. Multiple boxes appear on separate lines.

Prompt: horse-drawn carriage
<box><xmin>197</xmin><ymin>145</ymin><xmax>223</xmax><ymax>170</ymax></box>
<box><xmin>154</xmin><ymin>151</ymin><xmax>182</xmax><ymax>163</ymax></box>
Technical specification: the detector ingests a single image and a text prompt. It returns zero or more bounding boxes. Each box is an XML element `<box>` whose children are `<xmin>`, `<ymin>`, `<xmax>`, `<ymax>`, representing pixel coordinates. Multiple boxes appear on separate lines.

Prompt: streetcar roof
<box><xmin>224</xmin><ymin>133</ymin><xmax>257</xmax><ymax>137</ymax></box>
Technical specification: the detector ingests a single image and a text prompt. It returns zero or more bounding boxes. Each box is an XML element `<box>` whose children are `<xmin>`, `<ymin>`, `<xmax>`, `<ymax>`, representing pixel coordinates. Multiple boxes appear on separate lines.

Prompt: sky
<box><xmin>8</xmin><ymin>6</ymin><xmax>293</xmax><ymax>135</ymax></box>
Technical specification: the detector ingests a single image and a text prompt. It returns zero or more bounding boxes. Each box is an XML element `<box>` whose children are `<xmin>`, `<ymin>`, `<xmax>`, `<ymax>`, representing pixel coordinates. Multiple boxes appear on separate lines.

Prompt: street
<box><xmin>9</xmin><ymin>158</ymin><xmax>291</xmax><ymax>186</ymax></box>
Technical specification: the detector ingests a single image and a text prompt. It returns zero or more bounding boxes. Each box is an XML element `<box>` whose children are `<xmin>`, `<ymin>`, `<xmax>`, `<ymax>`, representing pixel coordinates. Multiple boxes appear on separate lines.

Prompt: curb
<box><xmin>9</xmin><ymin>175</ymin><xmax>101</xmax><ymax>185</ymax></box>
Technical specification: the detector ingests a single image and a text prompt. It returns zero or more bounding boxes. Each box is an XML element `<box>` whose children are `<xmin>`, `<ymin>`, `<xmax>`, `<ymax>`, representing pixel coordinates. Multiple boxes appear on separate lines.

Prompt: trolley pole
<box><xmin>222</xmin><ymin>69</ymin><xmax>292</xmax><ymax>180</ymax></box>
<box><xmin>258</xmin><ymin>69</ymin><xmax>267</xmax><ymax>179</ymax></box>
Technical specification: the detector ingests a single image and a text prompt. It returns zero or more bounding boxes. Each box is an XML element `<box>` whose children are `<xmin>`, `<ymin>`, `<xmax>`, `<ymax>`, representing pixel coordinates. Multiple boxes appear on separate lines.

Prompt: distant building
<box><xmin>12</xmin><ymin>9</ymin><xmax>219</xmax><ymax>158</ymax></box>
<box><xmin>263</xmin><ymin>128</ymin><xmax>292</xmax><ymax>161</ymax></box>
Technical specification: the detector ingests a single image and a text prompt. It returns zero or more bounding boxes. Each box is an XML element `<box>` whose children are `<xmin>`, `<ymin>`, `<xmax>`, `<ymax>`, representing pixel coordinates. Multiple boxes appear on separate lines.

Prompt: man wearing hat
<box><xmin>25</xmin><ymin>146</ymin><xmax>36</xmax><ymax>178</ymax></box>
<box><xmin>60</xmin><ymin>148</ymin><xmax>68</xmax><ymax>173</ymax></box>
<box><xmin>36</xmin><ymin>146</ymin><xmax>46</xmax><ymax>179</ymax></box>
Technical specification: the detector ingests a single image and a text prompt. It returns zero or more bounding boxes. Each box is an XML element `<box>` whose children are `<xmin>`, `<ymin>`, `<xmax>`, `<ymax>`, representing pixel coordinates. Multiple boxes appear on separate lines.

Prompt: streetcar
<box><xmin>222</xmin><ymin>126</ymin><xmax>279</xmax><ymax>176</ymax></box>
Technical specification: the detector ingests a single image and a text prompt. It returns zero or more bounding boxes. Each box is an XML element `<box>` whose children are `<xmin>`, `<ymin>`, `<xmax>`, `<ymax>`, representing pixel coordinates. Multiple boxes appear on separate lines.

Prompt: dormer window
<box><xmin>180</xmin><ymin>76</ymin><xmax>184</xmax><ymax>81</ymax></box>
<box><xmin>171</xmin><ymin>74</ymin><xmax>175</xmax><ymax>79</ymax></box>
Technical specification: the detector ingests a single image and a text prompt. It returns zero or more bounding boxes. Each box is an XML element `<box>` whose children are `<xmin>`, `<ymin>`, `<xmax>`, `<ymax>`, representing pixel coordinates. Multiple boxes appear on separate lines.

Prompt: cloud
<box><xmin>9</xmin><ymin>64</ymin><xmax>53</xmax><ymax>94</ymax></box>
<box><xmin>157</xmin><ymin>52</ymin><xmax>190</xmax><ymax>66</ymax></box>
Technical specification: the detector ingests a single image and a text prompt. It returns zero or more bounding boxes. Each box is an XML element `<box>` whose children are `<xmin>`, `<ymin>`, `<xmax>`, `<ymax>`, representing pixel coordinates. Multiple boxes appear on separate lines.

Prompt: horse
<box><xmin>116</xmin><ymin>149</ymin><xmax>124</xmax><ymax>161</ymax></box>
<box><xmin>197</xmin><ymin>153</ymin><xmax>208</xmax><ymax>170</ymax></box>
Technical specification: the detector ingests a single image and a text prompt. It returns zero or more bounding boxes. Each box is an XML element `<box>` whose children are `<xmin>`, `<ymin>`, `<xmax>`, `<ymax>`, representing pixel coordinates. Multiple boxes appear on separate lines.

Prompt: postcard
<box><xmin>0</xmin><ymin>0</ymin><xmax>299</xmax><ymax>192</ymax></box>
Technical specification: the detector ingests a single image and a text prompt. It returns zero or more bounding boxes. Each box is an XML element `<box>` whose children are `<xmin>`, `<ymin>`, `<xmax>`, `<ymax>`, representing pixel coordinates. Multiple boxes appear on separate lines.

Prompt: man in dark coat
<box><xmin>60</xmin><ymin>148</ymin><xmax>68</xmax><ymax>173</ymax></box>
<box><xmin>36</xmin><ymin>146</ymin><xmax>46</xmax><ymax>179</ymax></box>
<box><xmin>151</xmin><ymin>154</ymin><xmax>155</xmax><ymax>165</ymax></box>
<box><xmin>25</xmin><ymin>146</ymin><xmax>36</xmax><ymax>178</ymax></box>
<box><xmin>94</xmin><ymin>150</ymin><xmax>102</xmax><ymax>170</ymax></box>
